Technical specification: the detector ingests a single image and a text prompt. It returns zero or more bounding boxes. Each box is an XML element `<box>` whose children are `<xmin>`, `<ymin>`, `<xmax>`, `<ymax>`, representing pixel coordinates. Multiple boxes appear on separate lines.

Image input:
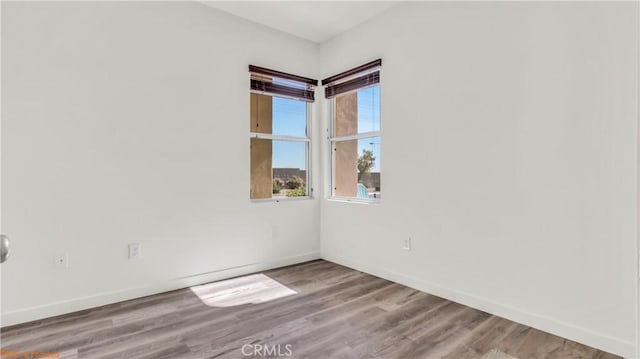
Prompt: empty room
<box><xmin>1</xmin><ymin>1</ymin><xmax>638</xmax><ymax>358</ymax></box>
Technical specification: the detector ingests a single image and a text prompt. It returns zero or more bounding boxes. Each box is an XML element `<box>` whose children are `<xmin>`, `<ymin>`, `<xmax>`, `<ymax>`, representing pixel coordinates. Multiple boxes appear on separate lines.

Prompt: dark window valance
<box><xmin>249</xmin><ymin>65</ymin><xmax>317</xmax><ymax>102</ymax></box>
<box><xmin>322</xmin><ymin>59</ymin><xmax>381</xmax><ymax>99</ymax></box>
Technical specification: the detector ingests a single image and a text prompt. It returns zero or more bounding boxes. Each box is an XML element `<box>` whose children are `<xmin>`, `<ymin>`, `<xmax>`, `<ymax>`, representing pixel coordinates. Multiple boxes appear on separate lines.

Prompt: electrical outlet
<box><xmin>54</xmin><ymin>252</ymin><xmax>69</xmax><ymax>268</ymax></box>
<box><xmin>403</xmin><ymin>237</ymin><xmax>412</xmax><ymax>251</ymax></box>
<box><xmin>128</xmin><ymin>243</ymin><xmax>141</xmax><ymax>260</ymax></box>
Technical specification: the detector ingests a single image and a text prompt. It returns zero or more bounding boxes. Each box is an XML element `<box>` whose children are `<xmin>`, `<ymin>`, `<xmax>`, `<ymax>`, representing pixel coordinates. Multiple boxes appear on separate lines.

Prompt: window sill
<box><xmin>251</xmin><ymin>196</ymin><xmax>313</xmax><ymax>203</ymax></box>
<box><xmin>327</xmin><ymin>197</ymin><xmax>380</xmax><ymax>205</ymax></box>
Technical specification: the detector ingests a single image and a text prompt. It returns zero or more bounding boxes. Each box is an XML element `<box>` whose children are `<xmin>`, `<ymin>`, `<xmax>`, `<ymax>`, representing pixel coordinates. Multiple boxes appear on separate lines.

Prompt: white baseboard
<box><xmin>3</xmin><ymin>251</ymin><xmax>633</xmax><ymax>357</ymax></box>
<box><xmin>1</xmin><ymin>251</ymin><xmax>320</xmax><ymax>328</ymax></box>
<box><xmin>321</xmin><ymin>253</ymin><xmax>635</xmax><ymax>358</ymax></box>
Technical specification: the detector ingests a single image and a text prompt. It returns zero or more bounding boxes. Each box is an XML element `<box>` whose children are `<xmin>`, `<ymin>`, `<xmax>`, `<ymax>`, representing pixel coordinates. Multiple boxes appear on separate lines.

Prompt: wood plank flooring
<box><xmin>0</xmin><ymin>260</ymin><xmax>620</xmax><ymax>358</ymax></box>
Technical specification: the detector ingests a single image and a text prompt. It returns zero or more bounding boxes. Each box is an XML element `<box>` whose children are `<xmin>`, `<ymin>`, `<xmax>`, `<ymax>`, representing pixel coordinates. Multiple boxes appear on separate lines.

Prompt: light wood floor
<box><xmin>1</xmin><ymin>260</ymin><xmax>620</xmax><ymax>359</ymax></box>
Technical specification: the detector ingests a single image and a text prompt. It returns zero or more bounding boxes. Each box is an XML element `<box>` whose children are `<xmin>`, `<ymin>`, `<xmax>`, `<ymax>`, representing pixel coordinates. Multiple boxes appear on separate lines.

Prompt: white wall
<box><xmin>1</xmin><ymin>1</ymin><xmax>320</xmax><ymax>325</ymax></box>
<box><xmin>320</xmin><ymin>2</ymin><xmax>638</xmax><ymax>357</ymax></box>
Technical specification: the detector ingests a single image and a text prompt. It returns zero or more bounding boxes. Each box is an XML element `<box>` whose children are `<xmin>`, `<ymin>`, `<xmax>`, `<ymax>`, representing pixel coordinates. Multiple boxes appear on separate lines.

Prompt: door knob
<box><xmin>1</xmin><ymin>235</ymin><xmax>9</xmax><ymax>263</ymax></box>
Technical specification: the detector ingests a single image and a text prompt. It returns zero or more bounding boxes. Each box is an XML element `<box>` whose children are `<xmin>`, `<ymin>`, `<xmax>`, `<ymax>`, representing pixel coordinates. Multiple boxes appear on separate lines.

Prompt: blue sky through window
<box><xmin>272</xmin><ymin>97</ymin><xmax>307</xmax><ymax>137</ymax></box>
<box><xmin>357</xmin><ymin>86</ymin><xmax>380</xmax><ymax>133</ymax></box>
<box><xmin>273</xmin><ymin>140</ymin><xmax>306</xmax><ymax>169</ymax></box>
<box><xmin>272</xmin><ymin>96</ymin><xmax>307</xmax><ymax>169</ymax></box>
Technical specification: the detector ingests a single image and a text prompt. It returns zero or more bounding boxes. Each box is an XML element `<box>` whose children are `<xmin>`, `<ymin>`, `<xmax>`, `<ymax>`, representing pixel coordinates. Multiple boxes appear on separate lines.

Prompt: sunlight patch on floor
<box><xmin>190</xmin><ymin>273</ymin><xmax>297</xmax><ymax>307</ymax></box>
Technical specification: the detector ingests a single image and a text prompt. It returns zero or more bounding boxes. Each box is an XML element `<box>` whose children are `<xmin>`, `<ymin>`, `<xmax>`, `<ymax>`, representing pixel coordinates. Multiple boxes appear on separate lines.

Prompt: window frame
<box><xmin>328</xmin><ymin>84</ymin><xmax>381</xmax><ymax>203</ymax></box>
<box><xmin>249</xmin><ymin>98</ymin><xmax>312</xmax><ymax>202</ymax></box>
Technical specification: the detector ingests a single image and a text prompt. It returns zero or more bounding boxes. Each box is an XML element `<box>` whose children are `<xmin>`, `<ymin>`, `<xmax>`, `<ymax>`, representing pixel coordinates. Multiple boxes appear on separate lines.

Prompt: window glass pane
<box><xmin>357</xmin><ymin>85</ymin><xmax>380</xmax><ymax>133</ymax></box>
<box><xmin>250</xmin><ymin>94</ymin><xmax>307</xmax><ymax>137</ymax></box>
<box><xmin>357</xmin><ymin>137</ymin><xmax>381</xmax><ymax>199</ymax></box>
<box><xmin>332</xmin><ymin>137</ymin><xmax>381</xmax><ymax>200</ymax></box>
<box><xmin>251</xmin><ymin>139</ymin><xmax>308</xmax><ymax>199</ymax></box>
<box><xmin>273</xmin><ymin>141</ymin><xmax>307</xmax><ymax>198</ymax></box>
<box><xmin>335</xmin><ymin>92</ymin><xmax>358</xmax><ymax>137</ymax></box>
<box><xmin>334</xmin><ymin>85</ymin><xmax>380</xmax><ymax>137</ymax></box>
<box><xmin>272</xmin><ymin>96</ymin><xmax>307</xmax><ymax>137</ymax></box>
<box><xmin>333</xmin><ymin>139</ymin><xmax>358</xmax><ymax>197</ymax></box>
<box><xmin>250</xmin><ymin>138</ymin><xmax>272</xmax><ymax>199</ymax></box>
<box><xmin>250</xmin><ymin>93</ymin><xmax>272</xmax><ymax>134</ymax></box>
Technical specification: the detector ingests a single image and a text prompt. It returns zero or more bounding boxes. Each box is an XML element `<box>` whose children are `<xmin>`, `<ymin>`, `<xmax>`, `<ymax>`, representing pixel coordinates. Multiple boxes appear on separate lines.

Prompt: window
<box><xmin>324</xmin><ymin>59</ymin><xmax>381</xmax><ymax>201</ymax></box>
<box><xmin>249</xmin><ymin>65</ymin><xmax>317</xmax><ymax>200</ymax></box>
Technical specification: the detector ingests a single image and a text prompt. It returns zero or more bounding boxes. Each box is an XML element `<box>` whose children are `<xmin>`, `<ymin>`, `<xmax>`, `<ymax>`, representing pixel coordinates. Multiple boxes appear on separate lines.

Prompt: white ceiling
<box><xmin>201</xmin><ymin>1</ymin><xmax>399</xmax><ymax>43</ymax></box>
